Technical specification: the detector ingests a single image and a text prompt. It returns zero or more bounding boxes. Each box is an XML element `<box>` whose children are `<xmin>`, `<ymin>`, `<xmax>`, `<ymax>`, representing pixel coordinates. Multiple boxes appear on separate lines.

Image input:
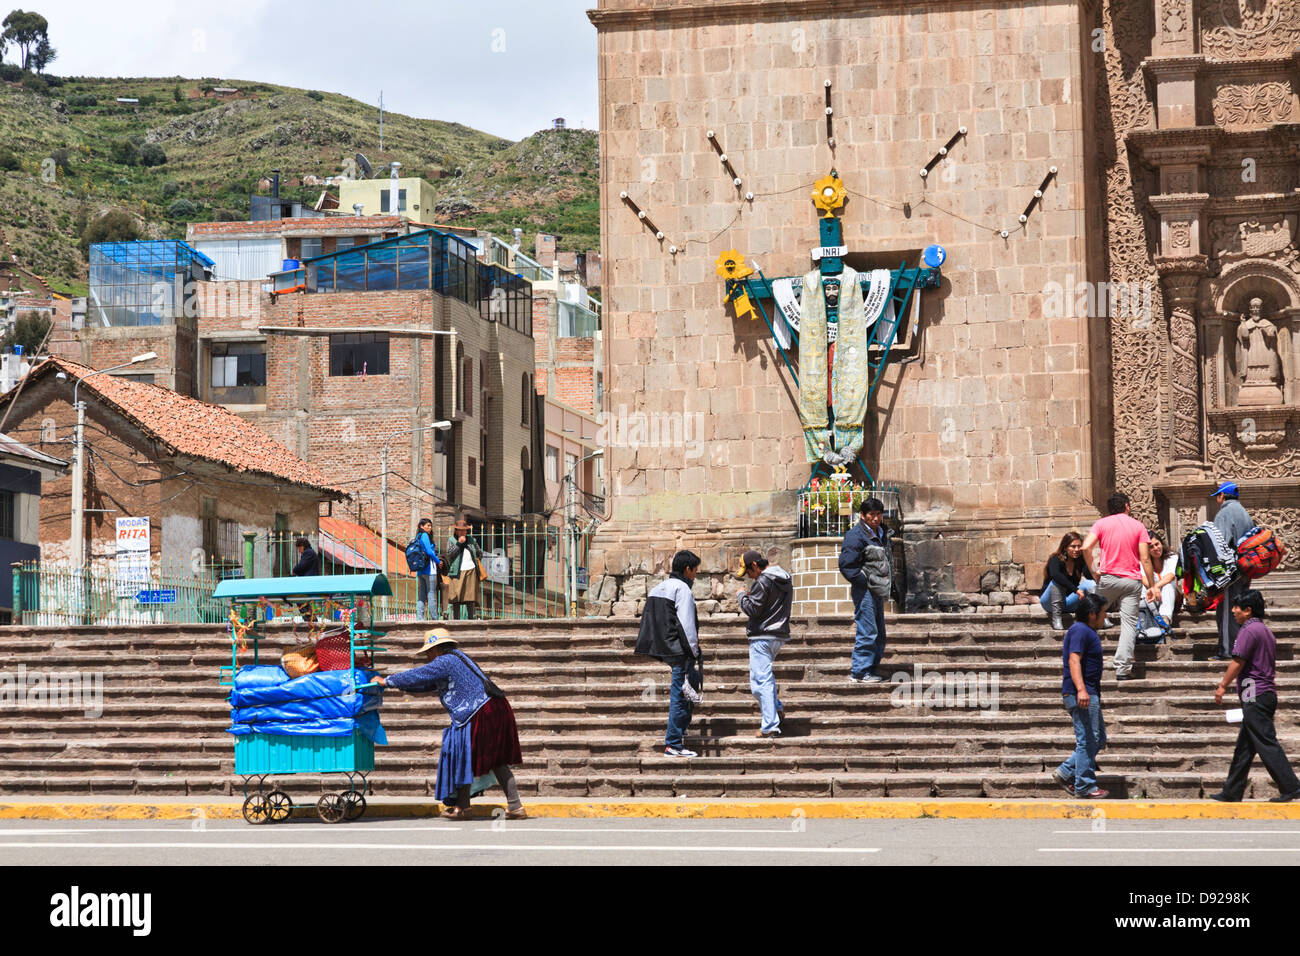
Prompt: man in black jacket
<box><xmin>291</xmin><ymin>537</ymin><xmax>320</xmax><ymax>622</ymax></box>
<box><xmin>635</xmin><ymin>550</ymin><xmax>702</xmax><ymax>757</ymax></box>
<box><xmin>838</xmin><ymin>497</ymin><xmax>892</xmax><ymax>683</ymax></box>
<box><xmin>736</xmin><ymin>549</ymin><xmax>793</xmax><ymax>737</ymax></box>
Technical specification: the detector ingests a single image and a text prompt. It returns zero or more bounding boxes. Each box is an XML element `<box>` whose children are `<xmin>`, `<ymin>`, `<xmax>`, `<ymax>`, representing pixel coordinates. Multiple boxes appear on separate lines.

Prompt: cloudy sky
<box><xmin>18</xmin><ymin>0</ymin><xmax>599</xmax><ymax>141</ymax></box>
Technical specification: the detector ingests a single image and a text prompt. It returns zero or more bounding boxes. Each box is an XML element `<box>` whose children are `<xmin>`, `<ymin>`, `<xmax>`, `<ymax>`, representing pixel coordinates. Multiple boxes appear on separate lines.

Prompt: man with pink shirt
<box><xmin>1081</xmin><ymin>492</ymin><xmax>1158</xmax><ymax>681</ymax></box>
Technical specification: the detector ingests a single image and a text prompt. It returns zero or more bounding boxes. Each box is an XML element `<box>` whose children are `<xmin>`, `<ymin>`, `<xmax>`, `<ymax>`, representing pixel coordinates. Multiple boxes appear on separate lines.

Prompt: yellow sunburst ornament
<box><xmin>715</xmin><ymin>250</ymin><xmax>754</xmax><ymax>281</ymax></box>
<box><xmin>811</xmin><ymin>173</ymin><xmax>846</xmax><ymax>218</ymax></box>
<box><xmin>716</xmin><ymin>249</ymin><xmax>757</xmax><ymax>319</ymax></box>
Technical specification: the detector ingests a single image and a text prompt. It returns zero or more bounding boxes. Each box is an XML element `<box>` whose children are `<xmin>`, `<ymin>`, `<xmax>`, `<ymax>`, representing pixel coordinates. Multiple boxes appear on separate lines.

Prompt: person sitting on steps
<box><xmin>1039</xmin><ymin>531</ymin><xmax>1097</xmax><ymax>631</ymax></box>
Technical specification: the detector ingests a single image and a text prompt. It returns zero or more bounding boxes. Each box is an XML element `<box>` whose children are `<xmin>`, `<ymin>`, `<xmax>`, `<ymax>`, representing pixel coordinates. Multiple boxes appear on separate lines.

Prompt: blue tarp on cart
<box><xmin>227</xmin><ymin>665</ymin><xmax>387</xmax><ymax>744</ymax></box>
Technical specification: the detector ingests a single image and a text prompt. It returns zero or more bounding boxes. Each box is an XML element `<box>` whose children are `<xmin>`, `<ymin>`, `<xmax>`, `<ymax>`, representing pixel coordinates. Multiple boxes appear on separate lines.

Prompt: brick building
<box><xmin>0</xmin><ymin>357</ymin><xmax>345</xmax><ymax>570</ymax></box>
<box><xmin>72</xmin><ymin>225</ymin><xmax>539</xmax><ymax>547</ymax></box>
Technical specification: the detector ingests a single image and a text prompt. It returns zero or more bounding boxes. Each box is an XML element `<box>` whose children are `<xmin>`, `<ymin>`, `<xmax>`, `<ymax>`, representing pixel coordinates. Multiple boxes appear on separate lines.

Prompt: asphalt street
<box><xmin>1</xmin><ymin>817</ymin><xmax>1298</xmax><ymax>865</ymax></box>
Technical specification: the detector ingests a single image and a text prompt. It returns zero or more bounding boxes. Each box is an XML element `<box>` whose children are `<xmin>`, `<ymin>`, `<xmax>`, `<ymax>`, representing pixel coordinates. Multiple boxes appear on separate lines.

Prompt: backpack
<box><xmin>1236</xmin><ymin>526</ymin><xmax>1282</xmax><ymax>579</ymax></box>
<box><xmin>1178</xmin><ymin>523</ymin><xmax>1237</xmax><ymax>591</ymax></box>
<box><xmin>405</xmin><ymin>537</ymin><xmax>428</xmax><ymax>572</ymax></box>
<box><xmin>1136</xmin><ymin>601</ymin><xmax>1171</xmax><ymax>643</ymax></box>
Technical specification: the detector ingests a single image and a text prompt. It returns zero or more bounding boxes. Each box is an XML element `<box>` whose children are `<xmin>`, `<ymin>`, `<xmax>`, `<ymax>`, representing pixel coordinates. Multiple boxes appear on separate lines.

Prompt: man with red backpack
<box><xmin>1212</xmin><ymin>482</ymin><xmax>1254</xmax><ymax>661</ymax></box>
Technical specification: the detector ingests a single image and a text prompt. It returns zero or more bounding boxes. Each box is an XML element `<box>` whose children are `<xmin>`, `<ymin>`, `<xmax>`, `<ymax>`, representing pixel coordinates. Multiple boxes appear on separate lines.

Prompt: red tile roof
<box><xmin>17</xmin><ymin>358</ymin><xmax>347</xmax><ymax>498</ymax></box>
<box><xmin>187</xmin><ymin>216</ymin><xmax>406</xmax><ymax>238</ymax></box>
<box><xmin>318</xmin><ymin>515</ymin><xmax>410</xmax><ymax>576</ymax></box>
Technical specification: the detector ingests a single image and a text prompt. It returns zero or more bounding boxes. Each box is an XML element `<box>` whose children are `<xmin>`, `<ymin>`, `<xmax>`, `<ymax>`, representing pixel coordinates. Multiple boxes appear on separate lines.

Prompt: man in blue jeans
<box><xmin>838</xmin><ymin>497</ymin><xmax>892</xmax><ymax>683</ymax></box>
<box><xmin>1053</xmin><ymin>592</ymin><xmax>1110</xmax><ymax>798</ymax></box>
<box><xmin>736</xmin><ymin>548</ymin><xmax>793</xmax><ymax>737</ymax></box>
<box><xmin>635</xmin><ymin>550</ymin><xmax>702</xmax><ymax>757</ymax></box>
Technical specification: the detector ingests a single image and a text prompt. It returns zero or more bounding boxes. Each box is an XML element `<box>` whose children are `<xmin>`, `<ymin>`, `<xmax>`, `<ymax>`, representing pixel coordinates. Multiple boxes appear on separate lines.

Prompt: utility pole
<box><xmin>566</xmin><ymin>449</ymin><xmax>604</xmax><ymax>618</ymax></box>
<box><xmin>380</xmin><ymin>419</ymin><xmax>451</xmax><ymax>609</ymax></box>
<box><xmin>69</xmin><ymin>353</ymin><xmax>156</xmax><ymax>570</ymax></box>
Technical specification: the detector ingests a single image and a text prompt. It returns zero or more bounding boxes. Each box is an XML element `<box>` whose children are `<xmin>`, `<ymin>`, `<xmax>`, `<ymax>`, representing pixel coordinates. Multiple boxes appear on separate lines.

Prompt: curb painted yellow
<box><xmin>2</xmin><ymin>800</ymin><xmax>1300</xmax><ymax>821</ymax></box>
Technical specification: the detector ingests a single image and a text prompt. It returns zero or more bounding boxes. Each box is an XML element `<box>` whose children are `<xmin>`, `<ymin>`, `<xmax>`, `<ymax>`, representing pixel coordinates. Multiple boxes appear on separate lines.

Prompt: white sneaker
<box><xmin>848</xmin><ymin>674</ymin><xmax>866</xmax><ymax>684</ymax></box>
<box><xmin>664</xmin><ymin>746</ymin><xmax>698</xmax><ymax>757</ymax></box>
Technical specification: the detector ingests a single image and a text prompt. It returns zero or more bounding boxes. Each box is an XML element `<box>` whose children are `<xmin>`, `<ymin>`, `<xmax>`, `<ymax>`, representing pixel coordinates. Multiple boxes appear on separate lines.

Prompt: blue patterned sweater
<box><xmin>385</xmin><ymin>653</ymin><xmax>489</xmax><ymax>726</ymax></box>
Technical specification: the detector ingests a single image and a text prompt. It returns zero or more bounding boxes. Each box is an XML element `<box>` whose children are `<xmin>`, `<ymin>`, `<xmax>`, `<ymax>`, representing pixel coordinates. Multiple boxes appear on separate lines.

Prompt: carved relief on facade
<box><xmin>1101</xmin><ymin>0</ymin><xmax>1163</xmax><ymax>521</ymax></box>
<box><xmin>1248</xmin><ymin>506</ymin><xmax>1300</xmax><ymax>554</ymax></box>
<box><xmin>1209</xmin><ymin>162</ymin><xmax>1296</xmax><ymax>196</ymax></box>
<box><xmin>1169</xmin><ymin>220</ymin><xmax>1192</xmax><ymax>249</ymax></box>
<box><xmin>1159</xmin><ymin>0</ymin><xmax>1190</xmax><ymax>36</ymax></box>
<box><xmin>1212</xmin><ymin>82</ymin><xmax>1295</xmax><ymax>128</ymax></box>
<box><xmin>1211</xmin><ymin>216</ymin><xmax>1298</xmax><ymax>271</ymax></box>
<box><xmin>1201</xmin><ymin>0</ymin><xmax>1300</xmax><ymax>59</ymax></box>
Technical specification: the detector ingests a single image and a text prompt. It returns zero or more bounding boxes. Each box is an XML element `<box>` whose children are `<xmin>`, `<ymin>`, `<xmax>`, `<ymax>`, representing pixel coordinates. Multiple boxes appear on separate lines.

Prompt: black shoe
<box><xmin>1269</xmin><ymin>789</ymin><xmax>1300</xmax><ymax>803</ymax></box>
<box><xmin>1209</xmin><ymin>791</ymin><xmax>1241</xmax><ymax>802</ymax></box>
<box><xmin>1116</xmin><ymin>673</ymin><xmax>1138</xmax><ymax>682</ymax></box>
<box><xmin>1210</xmin><ymin>653</ymin><xmax>1232</xmax><ymax>661</ymax></box>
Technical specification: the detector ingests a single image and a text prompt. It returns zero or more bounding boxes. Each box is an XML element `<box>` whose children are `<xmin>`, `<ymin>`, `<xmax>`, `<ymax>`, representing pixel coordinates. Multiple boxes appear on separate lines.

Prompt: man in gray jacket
<box><xmin>635</xmin><ymin>550</ymin><xmax>703</xmax><ymax>757</ymax></box>
<box><xmin>1212</xmin><ymin>480</ymin><xmax>1254</xmax><ymax>660</ymax></box>
<box><xmin>838</xmin><ymin>497</ymin><xmax>893</xmax><ymax>683</ymax></box>
<box><xmin>735</xmin><ymin>549</ymin><xmax>793</xmax><ymax>737</ymax></box>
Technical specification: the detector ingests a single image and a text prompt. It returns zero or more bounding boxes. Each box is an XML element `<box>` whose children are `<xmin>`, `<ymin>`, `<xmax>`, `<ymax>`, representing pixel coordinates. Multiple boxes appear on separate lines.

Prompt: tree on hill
<box><xmin>1</xmin><ymin>10</ymin><xmax>53</xmax><ymax>71</ymax></box>
<box><xmin>1</xmin><ymin>310</ymin><xmax>50</xmax><ymax>355</ymax></box>
<box><xmin>79</xmin><ymin>208</ymin><xmax>138</xmax><ymax>258</ymax></box>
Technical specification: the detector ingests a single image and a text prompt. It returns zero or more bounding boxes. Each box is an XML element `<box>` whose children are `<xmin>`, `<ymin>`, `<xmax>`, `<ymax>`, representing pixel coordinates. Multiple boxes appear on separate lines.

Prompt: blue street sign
<box><xmin>136</xmin><ymin>589</ymin><xmax>177</xmax><ymax>604</ymax></box>
<box><xmin>923</xmin><ymin>244</ymin><xmax>947</xmax><ymax>268</ymax></box>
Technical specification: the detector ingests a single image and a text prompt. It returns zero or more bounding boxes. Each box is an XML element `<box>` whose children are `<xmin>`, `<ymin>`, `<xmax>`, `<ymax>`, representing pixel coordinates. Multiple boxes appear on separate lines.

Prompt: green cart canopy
<box><xmin>213</xmin><ymin>574</ymin><xmax>393</xmax><ymax>602</ymax></box>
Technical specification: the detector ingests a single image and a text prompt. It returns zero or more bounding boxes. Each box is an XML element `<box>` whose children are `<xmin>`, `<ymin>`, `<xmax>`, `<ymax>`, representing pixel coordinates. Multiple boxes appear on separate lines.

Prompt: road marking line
<box><xmin>1039</xmin><ymin>847</ymin><xmax>1300</xmax><ymax>853</ymax></box>
<box><xmin>0</xmin><ymin>842</ymin><xmax>879</xmax><ymax>854</ymax></box>
<box><xmin>470</xmin><ymin>826</ymin><xmax>793</xmax><ymax>833</ymax></box>
<box><xmin>0</xmin><ymin>826</ymin><xmax>467</xmax><ymax>835</ymax></box>
<box><xmin>1052</xmin><ymin>829</ymin><xmax>1300</xmax><ymax>835</ymax></box>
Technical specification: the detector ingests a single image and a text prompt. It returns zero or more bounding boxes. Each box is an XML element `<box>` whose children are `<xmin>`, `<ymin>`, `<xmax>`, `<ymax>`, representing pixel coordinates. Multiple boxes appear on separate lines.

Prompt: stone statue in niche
<box><xmin>1235</xmin><ymin>297</ymin><xmax>1283</xmax><ymax>406</ymax></box>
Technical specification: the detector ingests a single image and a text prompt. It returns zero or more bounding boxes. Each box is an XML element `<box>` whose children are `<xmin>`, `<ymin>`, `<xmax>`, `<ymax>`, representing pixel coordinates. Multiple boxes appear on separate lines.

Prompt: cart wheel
<box><xmin>342</xmin><ymin>790</ymin><xmax>366</xmax><ymax>821</ymax></box>
<box><xmin>242</xmin><ymin>794</ymin><xmax>271</xmax><ymax>825</ymax></box>
<box><xmin>316</xmin><ymin>793</ymin><xmax>347</xmax><ymax>824</ymax></box>
<box><xmin>265</xmin><ymin>790</ymin><xmax>293</xmax><ymax>823</ymax></box>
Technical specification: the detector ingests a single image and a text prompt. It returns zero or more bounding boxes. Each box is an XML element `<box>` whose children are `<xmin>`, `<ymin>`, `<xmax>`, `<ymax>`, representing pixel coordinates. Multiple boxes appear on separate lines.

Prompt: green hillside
<box><xmin>0</xmin><ymin>75</ymin><xmax>599</xmax><ymax>295</ymax></box>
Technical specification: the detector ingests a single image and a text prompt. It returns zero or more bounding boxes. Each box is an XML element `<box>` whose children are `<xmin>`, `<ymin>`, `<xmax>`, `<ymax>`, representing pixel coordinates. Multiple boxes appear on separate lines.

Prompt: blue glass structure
<box><xmin>88</xmin><ymin>241</ymin><xmax>214</xmax><ymax>327</ymax></box>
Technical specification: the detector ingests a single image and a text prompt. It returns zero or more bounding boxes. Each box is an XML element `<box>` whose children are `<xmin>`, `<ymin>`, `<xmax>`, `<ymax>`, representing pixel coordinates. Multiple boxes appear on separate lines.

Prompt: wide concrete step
<box><xmin>0</xmin><ymin>771</ymin><xmax>1236</xmax><ymax>800</ymax></box>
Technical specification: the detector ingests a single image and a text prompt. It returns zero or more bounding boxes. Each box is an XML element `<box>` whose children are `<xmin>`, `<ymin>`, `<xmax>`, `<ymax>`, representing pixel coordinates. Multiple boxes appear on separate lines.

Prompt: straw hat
<box><xmin>416</xmin><ymin>627</ymin><xmax>457</xmax><ymax>655</ymax></box>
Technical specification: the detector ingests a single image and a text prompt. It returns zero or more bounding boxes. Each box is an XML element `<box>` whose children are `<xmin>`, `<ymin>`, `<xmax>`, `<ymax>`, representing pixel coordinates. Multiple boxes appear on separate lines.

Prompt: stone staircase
<box><xmin>2</xmin><ymin>604</ymin><xmax>1298</xmax><ymax>801</ymax></box>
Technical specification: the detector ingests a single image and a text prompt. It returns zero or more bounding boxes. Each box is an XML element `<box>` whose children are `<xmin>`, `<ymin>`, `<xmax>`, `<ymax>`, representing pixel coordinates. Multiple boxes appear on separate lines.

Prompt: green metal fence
<box><xmin>11</xmin><ymin>519</ymin><xmax>598</xmax><ymax>626</ymax></box>
<box><xmin>12</xmin><ymin>562</ymin><xmax>229</xmax><ymax>627</ymax></box>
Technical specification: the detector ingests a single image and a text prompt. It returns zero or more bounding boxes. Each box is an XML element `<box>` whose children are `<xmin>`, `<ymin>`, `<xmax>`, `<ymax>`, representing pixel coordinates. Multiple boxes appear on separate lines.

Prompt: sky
<box><xmin>16</xmin><ymin>0</ymin><xmax>600</xmax><ymax>141</ymax></box>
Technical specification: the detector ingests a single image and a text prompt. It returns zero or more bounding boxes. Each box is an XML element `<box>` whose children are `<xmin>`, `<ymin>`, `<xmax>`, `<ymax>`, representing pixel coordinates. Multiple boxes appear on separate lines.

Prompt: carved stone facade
<box><xmin>1118</xmin><ymin>0</ymin><xmax>1300</xmax><ymax>552</ymax></box>
<box><xmin>585</xmin><ymin>0</ymin><xmax>1300</xmax><ymax>614</ymax></box>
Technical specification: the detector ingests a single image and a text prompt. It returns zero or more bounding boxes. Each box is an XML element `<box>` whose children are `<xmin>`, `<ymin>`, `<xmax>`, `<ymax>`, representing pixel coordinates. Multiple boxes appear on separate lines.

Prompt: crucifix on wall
<box><xmin>717</xmin><ymin>171</ymin><xmax>944</xmax><ymax>487</ymax></box>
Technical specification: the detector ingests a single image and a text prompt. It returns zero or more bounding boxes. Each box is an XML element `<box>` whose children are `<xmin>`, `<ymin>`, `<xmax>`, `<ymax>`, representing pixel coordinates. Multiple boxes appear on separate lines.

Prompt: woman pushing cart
<box><xmin>375</xmin><ymin>628</ymin><xmax>527</xmax><ymax>820</ymax></box>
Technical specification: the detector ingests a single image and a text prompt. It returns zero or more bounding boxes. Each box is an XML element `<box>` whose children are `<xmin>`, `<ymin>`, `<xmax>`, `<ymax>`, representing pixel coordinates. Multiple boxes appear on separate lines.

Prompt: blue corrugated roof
<box><xmin>90</xmin><ymin>240</ymin><xmax>216</xmax><ymax>270</ymax></box>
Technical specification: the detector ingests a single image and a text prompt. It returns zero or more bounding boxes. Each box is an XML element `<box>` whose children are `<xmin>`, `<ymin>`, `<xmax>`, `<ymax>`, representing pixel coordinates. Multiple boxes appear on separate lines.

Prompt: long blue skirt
<box><xmin>435</xmin><ymin>723</ymin><xmax>473</xmax><ymax>802</ymax></box>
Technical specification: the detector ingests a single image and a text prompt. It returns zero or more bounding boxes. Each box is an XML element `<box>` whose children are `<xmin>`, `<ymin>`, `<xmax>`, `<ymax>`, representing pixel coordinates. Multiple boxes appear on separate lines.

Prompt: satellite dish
<box><xmin>355</xmin><ymin>153</ymin><xmax>374</xmax><ymax>179</ymax></box>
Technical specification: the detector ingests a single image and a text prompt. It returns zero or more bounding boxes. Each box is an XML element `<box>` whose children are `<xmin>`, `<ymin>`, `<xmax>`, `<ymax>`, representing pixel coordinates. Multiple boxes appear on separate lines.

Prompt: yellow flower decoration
<box><xmin>715</xmin><ymin>249</ymin><xmax>754</xmax><ymax>280</ymax></box>
<box><xmin>811</xmin><ymin>173</ymin><xmax>846</xmax><ymax>217</ymax></box>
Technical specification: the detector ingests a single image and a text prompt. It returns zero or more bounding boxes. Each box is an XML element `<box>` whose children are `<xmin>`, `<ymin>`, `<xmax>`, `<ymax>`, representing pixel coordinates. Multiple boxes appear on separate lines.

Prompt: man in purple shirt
<box><xmin>1210</xmin><ymin>589</ymin><xmax>1300</xmax><ymax>802</ymax></box>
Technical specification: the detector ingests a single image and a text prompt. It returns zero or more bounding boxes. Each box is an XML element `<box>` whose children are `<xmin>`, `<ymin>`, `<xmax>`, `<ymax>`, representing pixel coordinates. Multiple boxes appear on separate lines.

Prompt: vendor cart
<box><xmin>216</xmin><ymin>573</ymin><xmax>392</xmax><ymax>824</ymax></box>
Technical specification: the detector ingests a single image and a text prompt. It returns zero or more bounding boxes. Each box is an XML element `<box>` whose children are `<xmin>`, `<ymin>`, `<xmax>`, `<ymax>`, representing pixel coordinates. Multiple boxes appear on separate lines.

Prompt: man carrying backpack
<box><xmin>406</xmin><ymin>517</ymin><xmax>442</xmax><ymax>621</ymax></box>
<box><xmin>1211</xmin><ymin>481</ymin><xmax>1253</xmax><ymax>661</ymax></box>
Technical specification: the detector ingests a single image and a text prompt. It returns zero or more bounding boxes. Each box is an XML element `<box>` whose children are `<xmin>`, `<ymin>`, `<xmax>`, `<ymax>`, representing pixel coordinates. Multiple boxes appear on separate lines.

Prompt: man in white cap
<box><xmin>1211</xmin><ymin>480</ymin><xmax>1253</xmax><ymax>661</ymax></box>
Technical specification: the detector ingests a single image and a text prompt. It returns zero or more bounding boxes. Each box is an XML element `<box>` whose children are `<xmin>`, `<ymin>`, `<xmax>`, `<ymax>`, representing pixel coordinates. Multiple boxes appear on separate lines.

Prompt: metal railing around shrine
<box><xmin>796</xmin><ymin>483</ymin><xmax>902</xmax><ymax>539</ymax></box>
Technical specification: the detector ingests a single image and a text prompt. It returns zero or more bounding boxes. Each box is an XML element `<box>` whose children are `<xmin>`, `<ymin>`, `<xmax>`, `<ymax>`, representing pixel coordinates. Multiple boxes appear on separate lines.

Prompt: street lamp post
<box><xmin>380</xmin><ymin>420</ymin><xmax>452</xmax><ymax>586</ymax></box>
<box><xmin>565</xmin><ymin>448</ymin><xmax>604</xmax><ymax>618</ymax></box>
<box><xmin>69</xmin><ymin>352</ymin><xmax>157</xmax><ymax>571</ymax></box>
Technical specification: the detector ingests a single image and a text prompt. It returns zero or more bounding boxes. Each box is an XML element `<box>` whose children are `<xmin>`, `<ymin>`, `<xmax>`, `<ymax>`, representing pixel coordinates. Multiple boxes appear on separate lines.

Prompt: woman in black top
<box><xmin>1039</xmin><ymin>531</ymin><xmax>1097</xmax><ymax>630</ymax></box>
